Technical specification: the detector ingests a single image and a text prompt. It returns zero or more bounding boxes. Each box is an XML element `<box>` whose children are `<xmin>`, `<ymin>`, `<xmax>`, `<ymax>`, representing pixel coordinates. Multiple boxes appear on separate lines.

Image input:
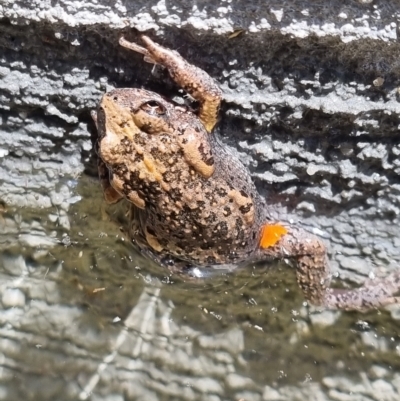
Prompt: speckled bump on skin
<box><xmin>93</xmin><ymin>35</ymin><xmax>400</xmax><ymax>311</ymax></box>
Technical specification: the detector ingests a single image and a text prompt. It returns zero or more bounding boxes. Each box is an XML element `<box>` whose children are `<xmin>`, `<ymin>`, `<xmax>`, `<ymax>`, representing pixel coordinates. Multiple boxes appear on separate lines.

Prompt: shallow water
<box><xmin>1</xmin><ymin>175</ymin><xmax>400</xmax><ymax>401</ymax></box>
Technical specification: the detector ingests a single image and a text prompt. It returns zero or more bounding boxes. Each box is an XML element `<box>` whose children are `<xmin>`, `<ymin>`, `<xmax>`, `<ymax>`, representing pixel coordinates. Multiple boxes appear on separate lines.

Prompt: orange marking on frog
<box><xmin>259</xmin><ymin>224</ymin><xmax>288</xmax><ymax>248</ymax></box>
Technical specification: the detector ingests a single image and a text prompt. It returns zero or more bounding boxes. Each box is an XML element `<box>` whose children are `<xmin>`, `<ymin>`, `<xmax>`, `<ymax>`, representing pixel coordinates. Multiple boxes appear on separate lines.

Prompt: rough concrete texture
<box><xmin>1</xmin><ymin>1</ymin><xmax>400</xmax><ymax>283</ymax></box>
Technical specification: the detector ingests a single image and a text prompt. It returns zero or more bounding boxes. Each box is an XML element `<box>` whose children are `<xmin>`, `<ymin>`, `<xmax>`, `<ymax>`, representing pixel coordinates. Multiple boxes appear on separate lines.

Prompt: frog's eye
<box><xmin>139</xmin><ymin>100</ymin><xmax>166</xmax><ymax>116</ymax></box>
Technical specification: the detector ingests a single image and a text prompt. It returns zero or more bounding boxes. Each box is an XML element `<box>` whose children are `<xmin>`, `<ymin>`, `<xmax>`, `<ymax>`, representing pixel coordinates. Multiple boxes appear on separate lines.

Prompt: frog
<box><xmin>92</xmin><ymin>35</ymin><xmax>400</xmax><ymax>310</ymax></box>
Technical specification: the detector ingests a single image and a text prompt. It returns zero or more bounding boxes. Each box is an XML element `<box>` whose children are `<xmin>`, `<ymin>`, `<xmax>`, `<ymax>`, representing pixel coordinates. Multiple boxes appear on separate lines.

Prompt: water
<box><xmin>1</xmin><ymin>175</ymin><xmax>400</xmax><ymax>401</ymax></box>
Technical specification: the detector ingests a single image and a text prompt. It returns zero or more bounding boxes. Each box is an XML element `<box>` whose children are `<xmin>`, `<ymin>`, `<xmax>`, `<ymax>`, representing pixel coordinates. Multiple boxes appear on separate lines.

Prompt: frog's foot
<box><xmin>98</xmin><ymin>158</ymin><xmax>123</xmax><ymax>204</ymax></box>
<box><xmin>119</xmin><ymin>37</ymin><xmax>156</xmax><ymax>64</ymax></box>
<box><xmin>119</xmin><ymin>35</ymin><xmax>222</xmax><ymax>133</ymax></box>
<box><xmin>325</xmin><ymin>272</ymin><xmax>400</xmax><ymax>311</ymax></box>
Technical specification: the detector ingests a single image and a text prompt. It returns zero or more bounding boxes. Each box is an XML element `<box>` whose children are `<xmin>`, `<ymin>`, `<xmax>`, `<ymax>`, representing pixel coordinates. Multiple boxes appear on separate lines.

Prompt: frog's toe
<box><xmin>119</xmin><ymin>36</ymin><xmax>156</xmax><ymax>64</ymax></box>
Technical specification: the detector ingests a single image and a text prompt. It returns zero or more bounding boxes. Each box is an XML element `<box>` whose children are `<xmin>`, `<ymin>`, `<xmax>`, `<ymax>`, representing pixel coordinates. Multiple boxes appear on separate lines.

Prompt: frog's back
<box><xmin>134</xmin><ymin>132</ymin><xmax>264</xmax><ymax>267</ymax></box>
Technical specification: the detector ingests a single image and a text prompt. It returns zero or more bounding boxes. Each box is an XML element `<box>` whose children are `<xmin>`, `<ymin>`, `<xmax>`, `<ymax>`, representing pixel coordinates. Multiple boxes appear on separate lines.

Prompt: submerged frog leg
<box><xmin>119</xmin><ymin>36</ymin><xmax>222</xmax><ymax>133</ymax></box>
<box><xmin>258</xmin><ymin>225</ymin><xmax>331</xmax><ymax>306</ymax></box>
<box><xmin>258</xmin><ymin>224</ymin><xmax>400</xmax><ymax>310</ymax></box>
<box><xmin>325</xmin><ymin>272</ymin><xmax>400</xmax><ymax>310</ymax></box>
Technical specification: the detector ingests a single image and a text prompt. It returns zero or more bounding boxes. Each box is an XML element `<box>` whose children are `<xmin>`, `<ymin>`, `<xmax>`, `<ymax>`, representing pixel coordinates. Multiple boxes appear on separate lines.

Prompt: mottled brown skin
<box><xmin>93</xmin><ymin>35</ymin><xmax>400</xmax><ymax>311</ymax></box>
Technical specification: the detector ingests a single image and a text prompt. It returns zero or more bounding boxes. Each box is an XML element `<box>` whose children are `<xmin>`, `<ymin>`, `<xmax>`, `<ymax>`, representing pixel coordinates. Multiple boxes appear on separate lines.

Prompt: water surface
<box><xmin>1</xmin><ymin>175</ymin><xmax>400</xmax><ymax>401</ymax></box>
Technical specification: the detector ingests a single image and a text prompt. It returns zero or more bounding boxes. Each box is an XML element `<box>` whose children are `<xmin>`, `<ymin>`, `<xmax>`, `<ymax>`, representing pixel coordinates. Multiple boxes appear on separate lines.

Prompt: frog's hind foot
<box><xmin>325</xmin><ymin>271</ymin><xmax>400</xmax><ymax>311</ymax></box>
<box><xmin>119</xmin><ymin>37</ymin><xmax>156</xmax><ymax>64</ymax></box>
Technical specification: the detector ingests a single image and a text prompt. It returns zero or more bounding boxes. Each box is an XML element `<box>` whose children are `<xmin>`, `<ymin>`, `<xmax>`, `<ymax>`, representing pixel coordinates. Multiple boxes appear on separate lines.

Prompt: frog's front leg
<box><xmin>97</xmin><ymin>158</ymin><xmax>124</xmax><ymax>204</ymax></box>
<box><xmin>119</xmin><ymin>36</ymin><xmax>222</xmax><ymax>133</ymax></box>
<box><xmin>257</xmin><ymin>224</ymin><xmax>400</xmax><ymax>310</ymax></box>
<box><xmin>92</xmin><ymin>110</ymin><xmax>123</xmax><ymax>204</ymax></box>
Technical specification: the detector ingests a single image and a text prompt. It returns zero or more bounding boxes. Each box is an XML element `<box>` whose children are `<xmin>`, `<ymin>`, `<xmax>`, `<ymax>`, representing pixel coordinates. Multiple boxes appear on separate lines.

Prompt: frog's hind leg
<box><xmin>325</xmin><ymin>271</ymin><xmax>400</xmax><ymax>310</ymax></box>
<box><xmin>119</xmin><ymin>36</ymin><xmax>222</xmax><ymax>133</ymax></box>
<box><xmin>256</xmin><ymin>224</ymin><xmax>331</xmax><ymax>306</ymax></box>
<box><xmin>257</xmin><ymin>223</ymin><xmax>400</xmax><ymax>311</ymax></box>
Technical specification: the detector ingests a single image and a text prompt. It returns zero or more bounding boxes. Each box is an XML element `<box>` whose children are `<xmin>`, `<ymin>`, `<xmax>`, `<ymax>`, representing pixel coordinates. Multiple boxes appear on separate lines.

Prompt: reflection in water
<box><xmin>79</xmin><ymin>285</ymin><xmax>246</xmax><ymax>400</ymax></box>
<box><xmin>79</xmin><ymin>286</ymin><xmax>162</xmax><ymax>400</ymax></box>
<box><xmin>1</xmin><ymin>176</ymin><xmax>400</xmax><ymax>400</ymax></box>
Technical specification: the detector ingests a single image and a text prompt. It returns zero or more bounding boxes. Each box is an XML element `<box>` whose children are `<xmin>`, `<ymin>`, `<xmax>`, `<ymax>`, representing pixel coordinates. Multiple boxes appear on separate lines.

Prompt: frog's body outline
<box><xmin>93</xmin><ymin>35</ymin><xmax>400</xmax><ymax>310</ymax></box>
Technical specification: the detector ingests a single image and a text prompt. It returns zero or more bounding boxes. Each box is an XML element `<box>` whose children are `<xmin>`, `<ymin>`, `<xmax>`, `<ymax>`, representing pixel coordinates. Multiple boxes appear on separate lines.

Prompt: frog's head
<box><xmin>96</xmin><ymin>88</ymin><xmax>173</xmax><ymax>142</ymax></box>
<box><xmin>95</xmin><ymin>88</ymin><xmax>215</xmax><ymax>209</ymax></box>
